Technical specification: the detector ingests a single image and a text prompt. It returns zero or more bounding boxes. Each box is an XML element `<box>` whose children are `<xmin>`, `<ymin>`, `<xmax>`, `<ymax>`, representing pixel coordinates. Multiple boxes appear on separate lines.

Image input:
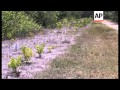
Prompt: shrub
<box><xmin>21</xmin><ymin>46</ymin><xmax>33</xmax><ymax>62</ymax></box>
<box><xmin>8</xmin><ymin>56</ymin><xmax>22</xmax><ymax>73</ymax></box>
<box><xmin>2</xmin><ymin>11</ymin><xmax>41</xmax><ymax>40</ymax></box>
<box><xmin>35</xmin><ymin>44</ymin><xmax>45</xmax><ymax>58</ymax></box>
<box><xmin>25</xmin><ymin>11</ymin><xmax>60</xmax><ymax>28</ymax></box>
<box><xmin>56</xmin><ymin>21</ymin><xmax>63</xmax><ymax>30</ymax></box>
<box><xmin>104</xmin><ymin>11</ymin><xmax>118</xmax><ymax>22</ymax></box>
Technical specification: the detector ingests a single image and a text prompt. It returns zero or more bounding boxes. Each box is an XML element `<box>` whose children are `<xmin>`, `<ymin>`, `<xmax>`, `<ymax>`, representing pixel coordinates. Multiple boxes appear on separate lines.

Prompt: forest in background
<box><xmin>2</xmin><ymin>11</ymin><xmax>118</xmax><ymax>40</ymax></box>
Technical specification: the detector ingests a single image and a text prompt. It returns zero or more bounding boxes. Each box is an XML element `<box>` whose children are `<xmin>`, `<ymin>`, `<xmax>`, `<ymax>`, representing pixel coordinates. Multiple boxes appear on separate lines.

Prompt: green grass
<box><xmin>35</xmin><ymin>23</ymin><xmax>118</xmax><ymax>79</ymax></box>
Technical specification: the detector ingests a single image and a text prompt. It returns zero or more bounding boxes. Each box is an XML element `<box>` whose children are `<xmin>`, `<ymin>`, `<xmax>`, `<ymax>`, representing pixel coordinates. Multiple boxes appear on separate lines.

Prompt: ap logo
<box><xmin>94</xmin><ymin>11</ymin><xmax>103</xmax><ymax>22</ymax></box>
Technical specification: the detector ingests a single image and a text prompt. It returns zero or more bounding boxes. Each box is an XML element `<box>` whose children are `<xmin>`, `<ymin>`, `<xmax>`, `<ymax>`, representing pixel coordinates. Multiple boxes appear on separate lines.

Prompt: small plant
<box><xmin>8</xmin><ymin>56</ymin><xmax>22</xmax><ymax>73</ymax></box>
<box><xmin>21</xmin><ymin>46</ymin><xmax>33</xmax><ymax>62</ymax></box>
<box><xmin>47</xmin><ymin>46</ymin><xmax>53</xmax><ymax>53</ymax></box>
<box><xmin>35</xmin><ymin>44</ymin><xmax>45</xmax><ymax>58</ymax></box>
<box><xmin>62</xmin><ymin>18</ymin><xmax>68</xmax><ymax>26</ymax></box>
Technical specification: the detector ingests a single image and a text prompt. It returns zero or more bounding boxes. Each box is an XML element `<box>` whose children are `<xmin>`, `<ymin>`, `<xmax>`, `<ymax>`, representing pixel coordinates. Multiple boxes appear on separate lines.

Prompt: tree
<box><xmin>104</xmin><ymin>11</ymin><xmax>118</xmax><ymax>22</ymax></box>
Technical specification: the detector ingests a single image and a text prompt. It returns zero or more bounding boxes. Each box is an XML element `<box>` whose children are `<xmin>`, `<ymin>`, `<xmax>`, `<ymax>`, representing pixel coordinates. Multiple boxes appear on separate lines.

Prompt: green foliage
<box><xmin>21</xmin><ymin>46</ymin><xmax>33</xmax><ymax>62</ymax></box>
<box><xmin>81</xmin><ymin>18</ymin><xmax>88</xmax><ymax>26</ymax></box>
<box><xmin>61</xmin><ymin>18</ymin><xmax>70</xmax><ymax>27</ymax></box>
<box><xmin>79</xmin><ymin>18</ymin><xmax>92</xmax><ymax>27</ymax></box>
<box><xmin>59</xmin><ymin>11</ymin><xmax>93</xmax><ymax>19</ymax></box>
<box><xmin>2</xmin><ymin>11</ymin><xmax>41</xmax><ymax>40</ymax></box>
<box><xmin>25</xmin><ymin>11</ymin><xmax>60</xmax><ymax>28</ymax></box>
<box><xmin>56</xmin><ymin>21</ymin><xmax>63</xmax><ymax>30</ymax></box>
<box><xmin>72</xmin><ymin>17</ymin><xmax>92</xmax><ymax>31</ymax></box>
<box><xmin>35</xmin><ymin>44</ymin><xmax>45</xmax><ymax>58</ymax></box>
<box><xmin>104</xmin><ymin>11</ymin><xmax>118</xmax><ymax>22</ymax></box>
<box><xmin>25</xmin><ymin>11</ymin><xmax>94</xmax><ymax>29</ymax></box>
<box><xmin>8</xmin><ymin>56</ymin><xmax>22</xmax><ymax>72</ymax></box>
<box><xmin>2</xmin><ymin>11</ymin><xmax>97</xmax><ymax>40</ymax></box>
<box><xmin>2</xmin><ymin>11</ymin><xmax>94</xmax><ymax>40</ymax></box>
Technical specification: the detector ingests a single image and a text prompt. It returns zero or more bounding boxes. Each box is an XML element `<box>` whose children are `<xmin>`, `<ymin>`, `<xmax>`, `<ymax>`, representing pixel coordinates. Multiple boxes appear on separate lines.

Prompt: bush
<box><xmin>35</xmin><ymin>44</ymin><xmax>45</xmax><ymax>58</ymax></box>
<box><xmin>21</xmin><ymin>46</ymin><xmax>33</xmax><ymax>62</ymax></box>
<box><xmin>104</xmin><ymin>11</ymin><xmax>118</xmax><ymax>22</ymax></box>
<box><xmin>56</xmin><ymin>21</ymin><xmax>63</xmax><ymax>30</ymax></box>
<box><xmin>56</xmin><ymin>18</ymin><xmax>71</xmax><ymax>29</ymax></box>
<box><xmin>2</xmin><ymin>11</ymin><xmax>95</xmax><ymax>40</ymax></box>
<box><xmin>8</xmin><ymin>56</ymin><xmax>22</xmax><ymax>73</ymax></box>
<box><xmin>25</xmin><ymin>11</ymin><xmax>60</xmax><ymax>28</ymax></box>
<box><xmin>71</xmin><ymin>17</ymin><xmax>92</xmax><ymax>31</ymax></box>
<box><xmin>2</xmin><ymin>11</ymin><xmax>41</xmax><ymax>40</ymax></box>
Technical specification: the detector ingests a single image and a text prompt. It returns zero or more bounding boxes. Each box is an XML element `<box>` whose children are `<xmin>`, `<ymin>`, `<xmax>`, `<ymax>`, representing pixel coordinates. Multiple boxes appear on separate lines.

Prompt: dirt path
<box><xmin>101</xmin><ymin>20</ymin><xmax>118</xmax><ymax>32</ymax></box>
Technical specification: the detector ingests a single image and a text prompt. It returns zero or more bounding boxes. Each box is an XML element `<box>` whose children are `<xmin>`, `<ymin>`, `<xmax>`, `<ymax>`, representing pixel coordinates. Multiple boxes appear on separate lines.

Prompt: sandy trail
<box><xmin>101</xmin><ymin>20</ymin><xmax>118</xmax><ymax>33</ymax></box>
